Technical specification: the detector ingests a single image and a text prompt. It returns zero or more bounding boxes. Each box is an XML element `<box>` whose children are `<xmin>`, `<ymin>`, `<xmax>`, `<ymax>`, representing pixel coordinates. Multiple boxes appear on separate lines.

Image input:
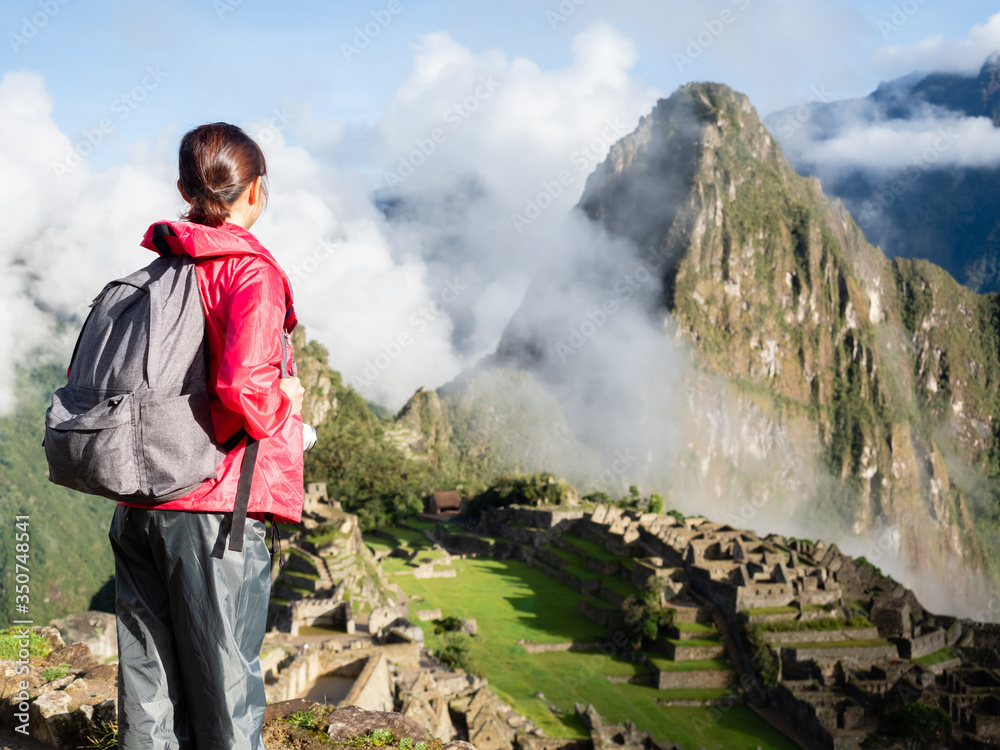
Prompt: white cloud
<box><xmin>0</xmin><ymin>23</ymin><xmax>661</xmax><ymax>413</ymax></box>
<box><xmin>0</xmin><ymin>71</ymin><xmax>177</xmax><ymax>412</ymax></box>
<box><xmin>873</xmin><ymin>11</ymin><xmax>1000</xmax><ymax>77</ymax></box>
<box><xmin>801</xmin><ymin>112</ymin><xmax>1000</xmax><ymax>170</ymax></box>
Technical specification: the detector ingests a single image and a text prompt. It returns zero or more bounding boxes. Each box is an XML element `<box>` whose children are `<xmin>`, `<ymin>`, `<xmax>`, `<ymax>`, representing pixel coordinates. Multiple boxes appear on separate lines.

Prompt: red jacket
<box><xmin>117</xmin><ymin>220</ymin><xmax>305</xmax><ymax>523</ymax></box>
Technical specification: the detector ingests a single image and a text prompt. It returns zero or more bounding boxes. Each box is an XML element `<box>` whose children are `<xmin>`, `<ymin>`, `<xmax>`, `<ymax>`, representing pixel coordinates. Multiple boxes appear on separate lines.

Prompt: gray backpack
<box><xmin>44</xmin><ymin>224</ymin><xmax>259</xmax><ymax>551</ymax></box>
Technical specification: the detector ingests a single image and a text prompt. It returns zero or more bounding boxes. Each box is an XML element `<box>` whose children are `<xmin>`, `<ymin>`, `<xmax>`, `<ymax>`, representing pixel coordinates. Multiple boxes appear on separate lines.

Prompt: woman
<box><xmin>109</xmin><ymin>122</ymin><xmax>305</xmax><ymax>750</ymax></box>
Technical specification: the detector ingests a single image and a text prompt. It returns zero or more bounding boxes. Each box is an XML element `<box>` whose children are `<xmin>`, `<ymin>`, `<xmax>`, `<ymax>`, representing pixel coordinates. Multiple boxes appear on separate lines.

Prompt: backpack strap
<box><xmin>228</xmin><ymin>435</ymin><xmax>259</xmax><ymax>553</ymax></box>
<box><xmin>266</xmin><ymin>512</ymin><xmax>284</xmax><ymax>568</ymax></box>
<box><xmin>221</xmin><ymin>427</ymin><xmax>248</xmax><ymax>453</ymax></box>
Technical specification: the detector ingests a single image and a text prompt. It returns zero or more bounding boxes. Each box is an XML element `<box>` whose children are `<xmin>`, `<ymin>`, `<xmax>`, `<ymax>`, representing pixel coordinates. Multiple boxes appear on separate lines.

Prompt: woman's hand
<box><xmin>279</xmin><ymin>377</ymin><xmax>305</xmax><ymax>416</ymax></box>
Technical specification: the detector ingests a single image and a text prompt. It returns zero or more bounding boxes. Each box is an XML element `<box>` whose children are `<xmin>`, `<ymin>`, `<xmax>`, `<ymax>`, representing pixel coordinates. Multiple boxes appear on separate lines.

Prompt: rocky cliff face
<box><xmin>446</xmin><ymin>83</ymin><xmax>999</xmax><ymax>615</ymax></box>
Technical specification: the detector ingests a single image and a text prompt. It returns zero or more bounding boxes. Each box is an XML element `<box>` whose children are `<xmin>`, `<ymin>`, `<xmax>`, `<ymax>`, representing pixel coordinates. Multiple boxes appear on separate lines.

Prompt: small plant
<box><xmin>399</xmin><ymin>737</ymin><xmax>415</xmax><ymax>750</ymax></box>
<box><xmin>855</xmin><ymin>556</ymin><xmax>886</xmax><ymax>579</ymax></box>
<box><xmin>41</xmin><ymin>663</ymin><xmax>71</xmax><ymax>682</ymax></box>
<box><xmin>434</xmin><ymin>633</ymin><xmax>479</xmax><ymax>675</ymax></box>
<box><xmin>370</xmin><ymin>728</ymin><xmax>394</xmax><ymax>746</ymax></box>
<box><xmin>0</xmin><ymin>627</ymin><xmax>53</xmax><ymax>661</ymax></box>
<box><xmin>738</xmin><ymin>620</ymin><xmax>779</xmax><ymax>687</ymax></box>
<box><xmin>345</xmin><ymin>728</ymin><xmax>396</xmax><ymax>747</ymax></box>
<box><xmin>78</xmin><ymin>719</ymin><xmax>118</xmax><ymax>750</ymax></box>
<box><xmin>432</xmin><ymin>616</ymin><xmax>463</xmax><ymax>634</ymax></box>
<box><xmin>285</xmin><ymin>706</ymin><xmax>326</xmax><ymax>732</ymax></box>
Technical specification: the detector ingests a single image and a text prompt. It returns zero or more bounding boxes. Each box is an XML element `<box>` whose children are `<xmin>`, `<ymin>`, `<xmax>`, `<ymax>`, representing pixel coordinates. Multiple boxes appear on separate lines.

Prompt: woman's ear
<box><xmin>247</xmin><ymin>175</ymin><xmax>263</xmax><ymax>206</ymax></box>
<box><xmin>177</xmin><ymin>179</ymin><xmax>191</xmax><ymax>203</ymax></box>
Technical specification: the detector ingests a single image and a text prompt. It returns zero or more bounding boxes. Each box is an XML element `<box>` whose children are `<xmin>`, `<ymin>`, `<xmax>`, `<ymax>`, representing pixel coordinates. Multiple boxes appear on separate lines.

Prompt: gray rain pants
<box><xmin>109</xmin><ymin>505</ymin><xmax>272</xmax><ymax>750</ymax></box>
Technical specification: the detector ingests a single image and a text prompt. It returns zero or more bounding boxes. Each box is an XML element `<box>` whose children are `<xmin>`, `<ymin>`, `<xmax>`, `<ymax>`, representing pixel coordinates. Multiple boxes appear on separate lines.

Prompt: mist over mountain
<box><xmin>407</xmin><ymin>82</ymin><xmax>1000</xmax><ymax>619</ymax></box>
<box><xmin>766</xmin><ymin>55</ymin><xmax>1000</xmax><ymax>294</ymax></box>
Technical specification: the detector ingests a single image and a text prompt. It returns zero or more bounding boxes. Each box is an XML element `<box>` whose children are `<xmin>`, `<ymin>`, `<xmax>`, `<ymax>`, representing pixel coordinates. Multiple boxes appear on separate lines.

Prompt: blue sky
<box><xmin>3</xmin><ymin>0</ymin><xmax>999</xmax><ymax>170</ymax></box>
<box><xmin>4</xmin><ymin>0</ymin><xmax>1000</xmax><ymax>413</ymax></box>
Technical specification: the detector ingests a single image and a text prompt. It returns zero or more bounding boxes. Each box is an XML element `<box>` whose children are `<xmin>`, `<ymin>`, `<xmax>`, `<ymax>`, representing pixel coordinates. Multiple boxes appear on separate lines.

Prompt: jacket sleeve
<box><xmin>216</xmin><ymin>258</ymin><xmax>293</xmax><ymax>439</ymax></box>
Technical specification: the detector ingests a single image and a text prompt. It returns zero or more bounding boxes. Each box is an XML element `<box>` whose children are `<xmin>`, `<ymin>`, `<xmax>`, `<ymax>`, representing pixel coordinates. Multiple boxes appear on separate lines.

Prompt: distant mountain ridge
<box><xmin>766</xmin><ymin>56</ymin><xmax>1000</xmax><ymax>294</ymax></box>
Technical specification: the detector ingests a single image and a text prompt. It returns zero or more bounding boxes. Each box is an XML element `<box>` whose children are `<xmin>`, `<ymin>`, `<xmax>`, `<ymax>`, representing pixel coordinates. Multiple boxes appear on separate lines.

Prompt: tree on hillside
<box><xmin>622</xmin><ymin>580</ymin><xmax>674</xmax><ymax>650</ymax></box>
<box><xmin>860</xmin><ymin>703</ymin><xmax>952</xmax><ymax>749</ymax></box>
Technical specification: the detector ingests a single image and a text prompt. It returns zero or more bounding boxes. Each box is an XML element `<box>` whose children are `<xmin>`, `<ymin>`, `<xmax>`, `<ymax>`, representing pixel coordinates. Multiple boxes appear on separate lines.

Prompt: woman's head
<box><xmin>177</xmin><ymin>122</ymin><xmax>267</xmax><ymax>228</ymax></box>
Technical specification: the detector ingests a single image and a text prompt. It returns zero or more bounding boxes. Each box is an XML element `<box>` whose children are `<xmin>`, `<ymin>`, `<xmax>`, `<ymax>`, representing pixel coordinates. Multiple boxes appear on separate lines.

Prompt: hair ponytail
<box><xmin>178</xmin><ymin>123</ymin><xmax>267</xmax><ymax>227</ymax></box>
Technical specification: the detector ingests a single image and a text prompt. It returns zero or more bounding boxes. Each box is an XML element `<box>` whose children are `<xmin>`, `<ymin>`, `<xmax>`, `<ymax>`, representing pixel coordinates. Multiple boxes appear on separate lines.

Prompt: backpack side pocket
<box><xmin>44</xmin><ymin>387</ymin><xmax>140</xmax><ymax>499</ymax></box>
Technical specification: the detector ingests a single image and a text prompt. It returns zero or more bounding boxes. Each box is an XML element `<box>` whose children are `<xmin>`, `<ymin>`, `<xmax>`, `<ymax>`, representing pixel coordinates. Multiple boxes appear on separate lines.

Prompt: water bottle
<box><xmin>302</xmin><ymin>423</ymin><xmax>317</xmax><ymax>452</ymax></box>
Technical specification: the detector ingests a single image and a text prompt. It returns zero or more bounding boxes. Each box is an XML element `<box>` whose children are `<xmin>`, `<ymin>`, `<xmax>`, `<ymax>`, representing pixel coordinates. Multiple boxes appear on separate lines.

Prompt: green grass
<box><xmin>675</xmin><ymin>621</ymin><xmax>718</xmax><ymax>634</ymax></box>
<box><xmin>600</xmin><ymin>575</ymin><xmax>640</xmax><ymax>598</ymax></box>
<box><xmin>743</xmin><ymin>606</ymin><xmax>797</xmax><ymax>616</ymax></box>
<box><xmin>532</xmin><ymin>649</ymin><xmax>652</xmax><ymax>677</ymax></box>
<box><xmin>559</xmin><ymin>532</ymin><xmax>620</xmax><ymax>562</ymax></box>
<box><xmin>285</xmin><ymin>570</ymin><xmax>322</xmax><ymax>581</ymax></box>
<box><xmin>564</xmin><ymin>564</ymin><xmax>601</xmax><ymax>581</ymax></box>
<box><xmin>402</xmin><ymin>519</ymin><xmax>438</xmax><ymax>531</ymax></box>
<box><xmin>647</xmin><ymin>657</ymin><xmax>732</xmax><ymax>672</ymax></box>
<box><xmin>657</xmin><ymin>688</ymin><xmax>735</xmax><ymax>702</ymax></box>
<box><xmin>668</xmin><ymin>638</ymin><xmax>723</xmax><ymax>648</ymax></box>
<box><xmin>759</xmin><ymin>615</ymin><xmax>870</xmax><ymax>633</ymax></box>
<box><xmin>550</xmin><ymin>546</ymin><xmax>586</xmax><ymax>565</ymax></box>
<box><xmin>389</xmin><ymin>556</ymin><xmax>796</xmax><ymax>749</ymax></box>
<box><xmin>780</xmin><ymin>639</ymin><xmax>891</xmax><ymax>649</ymax></box>
<box><xmin>0</xmin><ymin>628</ymin><xmax>53</xmax><ymax>661</ymax></box>
<box><xmin>381</xmin><ymin>556</ymin><xmax>423</xmax><ymax>574</ymax></box>
<box><xmin>363</xmin><ymin>539</ymin><xmax>396</xmax><ymax>554</ymax></box>
<box><xmin>913</xmin><ymin>647</ymin><xmax>958</xmax><ymax>667</ymax></box>
<box><xmin>379</xmin><ymin>527</ymin><xmax>431</xmax><ymax>546</ymax></box>
<box><xmin>581</xmin><ymin>595</ymin><xmax>622</xmax><ymax>612</ymax></box>
<box><xmin>41</xmin><ymin>663</ymin><xmax>71</xmax><ymax>682</ymax></box>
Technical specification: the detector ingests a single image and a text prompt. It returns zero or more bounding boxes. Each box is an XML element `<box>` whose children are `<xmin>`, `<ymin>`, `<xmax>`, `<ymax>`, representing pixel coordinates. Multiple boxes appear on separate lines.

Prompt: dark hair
<box><xmin>178</xmin><ymin>122</ymin><xmax>267</xmax><ymax>227</ymax></box>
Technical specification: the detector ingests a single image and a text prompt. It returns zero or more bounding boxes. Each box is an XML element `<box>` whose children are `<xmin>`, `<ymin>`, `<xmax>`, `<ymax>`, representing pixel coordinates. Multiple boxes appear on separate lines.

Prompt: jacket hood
<box><xmin>142</xmin><ymin>220</ymin><xmax>266</xmax><ymax>260</ymax></box>
<box><xmin>142</xmin><ymin>220</ymin><xmax>298</xmax><ymax>331</ymax></box>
